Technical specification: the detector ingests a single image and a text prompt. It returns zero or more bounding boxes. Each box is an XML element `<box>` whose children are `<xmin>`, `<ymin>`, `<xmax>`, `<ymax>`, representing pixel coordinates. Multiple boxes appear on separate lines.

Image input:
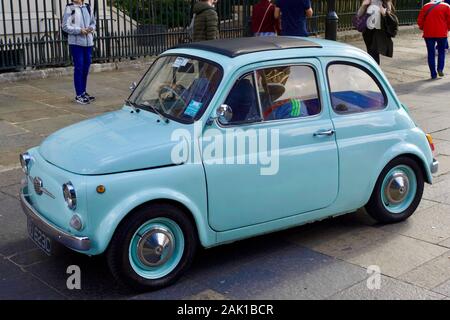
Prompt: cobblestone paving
<box><xmin>0</xmin><ymin>32</ymin><xmax>449</xmax><ymax>299</ymax></box>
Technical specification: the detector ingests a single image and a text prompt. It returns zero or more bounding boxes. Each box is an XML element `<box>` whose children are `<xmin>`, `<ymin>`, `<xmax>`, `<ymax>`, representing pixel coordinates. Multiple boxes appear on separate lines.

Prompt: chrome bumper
<box><xmin>20</xmin><ymin>186</ymin><xmax>91</xmax><ymax>251</ymax></box>
<box><xmin>431</xmin><ymin>158</ymin><xmax>439</xmax><ymax>174</ymax></box>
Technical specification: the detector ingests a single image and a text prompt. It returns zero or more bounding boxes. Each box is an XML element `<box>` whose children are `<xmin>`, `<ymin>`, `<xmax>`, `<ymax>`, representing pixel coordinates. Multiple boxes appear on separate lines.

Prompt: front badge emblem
<box><xmin>33</xmin><ymin>177</ymin><xmax>43</xmax><ymax>195</ymax></box>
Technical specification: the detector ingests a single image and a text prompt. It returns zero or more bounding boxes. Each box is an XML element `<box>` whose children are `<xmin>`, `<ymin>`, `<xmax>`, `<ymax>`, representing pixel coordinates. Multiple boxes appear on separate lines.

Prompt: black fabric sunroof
<box><xmin>172</xmin><ymin>37</ymin><xmax>322</xmax><ymax>58</ymax></box>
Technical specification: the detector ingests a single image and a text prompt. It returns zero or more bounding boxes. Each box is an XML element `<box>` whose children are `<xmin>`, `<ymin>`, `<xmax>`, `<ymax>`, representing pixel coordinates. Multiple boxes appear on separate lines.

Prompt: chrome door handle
<box><xmin>313</xmin><ymin>129</ymin><xmax>335</xmax><ymax>137</ymax></box>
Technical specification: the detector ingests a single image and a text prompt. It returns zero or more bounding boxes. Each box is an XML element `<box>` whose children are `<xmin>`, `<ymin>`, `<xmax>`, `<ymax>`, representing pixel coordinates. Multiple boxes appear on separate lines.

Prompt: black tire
<box><xmin>106</xmin><ymin>203</ymin><xmax>198</xmax><ymax>292</ymax></box>
<box><xmin>365</xmin><ymin>156</ymin><xmax>424</xmax><ymax>223</ymax></box>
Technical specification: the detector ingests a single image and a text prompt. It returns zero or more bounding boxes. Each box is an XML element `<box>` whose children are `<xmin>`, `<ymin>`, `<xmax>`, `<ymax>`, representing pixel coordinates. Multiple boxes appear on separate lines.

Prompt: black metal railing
<box><xmin>0</xmin><ymin>0</ymin><xmax>422</xmax><ymax>72</ymax></box>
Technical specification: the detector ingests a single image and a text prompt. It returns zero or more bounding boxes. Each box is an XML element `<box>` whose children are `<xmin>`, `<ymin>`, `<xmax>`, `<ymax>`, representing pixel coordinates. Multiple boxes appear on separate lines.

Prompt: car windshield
<box><xmin>129</xmin><ymin>55</ymin><xmax>223</xmax><ymax>123</ymax></box>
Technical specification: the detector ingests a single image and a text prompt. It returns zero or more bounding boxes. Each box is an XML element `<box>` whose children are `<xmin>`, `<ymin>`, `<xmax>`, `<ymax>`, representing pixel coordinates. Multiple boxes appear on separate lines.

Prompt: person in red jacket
<box><xmin>418</xmin><ymin>0</ymin><xmax>450</xmax><ymax>79</ymax></box>
<box><xmin>251</xmin><ymin>0</ymin><xmax>280</xmax><ymax>36</ymax></box>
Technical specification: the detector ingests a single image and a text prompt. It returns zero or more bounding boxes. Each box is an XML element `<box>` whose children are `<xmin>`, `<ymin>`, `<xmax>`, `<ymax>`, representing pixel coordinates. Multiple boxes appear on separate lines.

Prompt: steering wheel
<box><xmin>158</xmin><ymin>85</ymin><xmax>186</xmax><ymax>113</ymax></box>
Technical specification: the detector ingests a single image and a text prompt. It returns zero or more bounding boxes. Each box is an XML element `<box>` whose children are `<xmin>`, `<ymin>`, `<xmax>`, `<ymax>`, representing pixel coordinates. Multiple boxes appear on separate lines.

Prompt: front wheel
<box><xmin>365</xmin><ymin>157</ymin><xmax>424</xmax><ymax>223</ymax></box>
<box><xmin>107</xmin><ymin>203</ymin><xmax>198</xmax><ymax>291</ymax></box>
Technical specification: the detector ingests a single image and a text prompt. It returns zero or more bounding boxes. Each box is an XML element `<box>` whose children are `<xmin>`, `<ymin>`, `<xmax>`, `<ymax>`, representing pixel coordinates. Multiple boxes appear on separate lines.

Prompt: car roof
<box><xmin>172</xmin><ymin>36</ymin><xmax>322</xmax><ymax>58</ymax></box>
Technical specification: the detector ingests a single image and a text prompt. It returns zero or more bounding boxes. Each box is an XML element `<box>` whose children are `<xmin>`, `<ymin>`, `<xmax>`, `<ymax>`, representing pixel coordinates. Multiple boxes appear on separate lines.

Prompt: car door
<box><xmin>201</xmin><ymin>58</ymin><xmax>339</xmax><ymax>232</ymax></box>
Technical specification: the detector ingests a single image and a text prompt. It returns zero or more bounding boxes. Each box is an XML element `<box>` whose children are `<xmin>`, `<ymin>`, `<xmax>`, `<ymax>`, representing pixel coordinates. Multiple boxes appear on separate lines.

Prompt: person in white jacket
<box><xmin>62</xmin><ymin>0</ymin><xmax>96</xmax><ymax>104</ymax></box>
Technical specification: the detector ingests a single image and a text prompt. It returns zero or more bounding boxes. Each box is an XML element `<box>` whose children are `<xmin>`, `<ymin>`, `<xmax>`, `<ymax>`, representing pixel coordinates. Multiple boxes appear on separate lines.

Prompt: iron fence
<box><xmin>0</xmin><ymin>0</ymin><xmax>422</xmax><ymax>72</ymax></box>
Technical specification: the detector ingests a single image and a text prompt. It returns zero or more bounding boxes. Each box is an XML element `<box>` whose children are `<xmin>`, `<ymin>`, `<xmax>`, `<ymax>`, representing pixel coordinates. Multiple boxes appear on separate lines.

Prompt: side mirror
<box><xmin>216</xmin><ymin>104</ymin><xmax>233</xmax><ymax>124</ymax></box>
<box><xmin>129</xmin><ymin>82</ymin><xmax>137</xmax><ymax>91</ymax></box>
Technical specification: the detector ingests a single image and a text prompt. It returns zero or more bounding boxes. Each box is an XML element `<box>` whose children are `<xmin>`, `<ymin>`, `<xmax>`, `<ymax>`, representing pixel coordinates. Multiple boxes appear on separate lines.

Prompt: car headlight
<box><xmin>19</xmin><ymin>152</ymin><xmax>32</xmax><ymax>175</ymax></box>
<box><xmin>62</xmin><ymin>182</ymin><xmax>77</xmax><ymax>210</ymax></box>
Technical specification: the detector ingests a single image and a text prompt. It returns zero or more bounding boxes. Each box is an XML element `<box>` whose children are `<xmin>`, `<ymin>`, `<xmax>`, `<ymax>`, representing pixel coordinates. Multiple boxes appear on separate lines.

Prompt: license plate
<box><xmin>27</xmin><ymin>219</ymin><xmax>52</xmax><ymax>255</ymax></box>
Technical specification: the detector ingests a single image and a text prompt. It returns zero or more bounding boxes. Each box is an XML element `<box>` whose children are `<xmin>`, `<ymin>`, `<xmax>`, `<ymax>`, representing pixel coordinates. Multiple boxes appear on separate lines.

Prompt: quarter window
<box><xmin>328</xmin><ymin>63</ymin><xmax>386</xmax><ymax>114</ymax></box>
<box><xmin>256</xmin><ymin>66</ymin><xmax>321</xmax><ymax>121</ymax></box>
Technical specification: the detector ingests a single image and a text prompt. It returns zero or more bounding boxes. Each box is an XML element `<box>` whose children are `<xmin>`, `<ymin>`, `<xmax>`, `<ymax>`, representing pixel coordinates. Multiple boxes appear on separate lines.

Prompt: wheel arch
<box><xmin>369</xmin><ymin>144</ymin><xmax>432</xmax><ymax>200</ymax></box>
<box><xmin>94</xmin><ymin>192</ymin><xmax>215</xmax><ymax>255</ymax></box>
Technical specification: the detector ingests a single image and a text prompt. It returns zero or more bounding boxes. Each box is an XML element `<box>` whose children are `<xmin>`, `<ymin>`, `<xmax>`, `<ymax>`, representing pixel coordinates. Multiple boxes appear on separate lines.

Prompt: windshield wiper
<box><xmin>142</xmin><ymin>101</ymin><xmax>170</xmax><ymax>124</ymax></box>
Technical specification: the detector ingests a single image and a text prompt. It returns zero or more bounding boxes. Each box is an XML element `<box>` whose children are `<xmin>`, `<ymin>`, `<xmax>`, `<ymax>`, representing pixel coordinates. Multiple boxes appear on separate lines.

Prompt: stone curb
<box><xmin>0</xmin><ymin>25</ymin><xmax>421</xmax><ymax>84</ymax></box>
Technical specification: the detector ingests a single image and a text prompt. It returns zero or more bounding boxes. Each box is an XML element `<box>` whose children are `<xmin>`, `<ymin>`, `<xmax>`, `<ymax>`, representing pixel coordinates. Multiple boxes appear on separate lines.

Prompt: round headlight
<box><xmin>62</xmin><ymin>182</ymin><xmax>77</xmax><ymax>210</ymax></box>
<box><xmin>19</xmin><ymin>152</ymin><xmax>32</xmax><ymax>175</ymax></box>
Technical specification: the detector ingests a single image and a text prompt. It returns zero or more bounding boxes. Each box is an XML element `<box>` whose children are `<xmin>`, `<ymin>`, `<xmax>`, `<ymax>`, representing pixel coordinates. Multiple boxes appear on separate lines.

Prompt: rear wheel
<box><xmin>107</xmin><ymin>203</ymin><xmax>197</xmax><ymax>291</ymax></box>
<box><xmin>365</xmin><ymin>157</ymin><xmax>424</xmax><ymax>223</ymax></box>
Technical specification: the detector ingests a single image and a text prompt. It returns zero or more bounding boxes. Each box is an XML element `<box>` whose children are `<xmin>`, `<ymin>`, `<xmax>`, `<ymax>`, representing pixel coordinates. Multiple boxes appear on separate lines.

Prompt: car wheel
<box><xmin>365</xmin><ymin>157</ymin><xmax>424</xmax><ymax>223</ymax></box>
<box><xmin>107</xmin><ymin>203</ymin><xmax>198</xmax><ymax>291</ymax></box>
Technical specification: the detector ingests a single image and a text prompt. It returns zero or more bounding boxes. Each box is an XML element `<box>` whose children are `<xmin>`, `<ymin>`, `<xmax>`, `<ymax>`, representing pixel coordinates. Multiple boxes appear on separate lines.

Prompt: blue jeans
<box><xmin>70</xmin><ymin>45</ymin><xmax>92</xmax><ymax>96</ymax></box>
<box><xmin>425</xmin><ymin>38</ymin><xmax>446</xmax><ymax>78</ymax></box>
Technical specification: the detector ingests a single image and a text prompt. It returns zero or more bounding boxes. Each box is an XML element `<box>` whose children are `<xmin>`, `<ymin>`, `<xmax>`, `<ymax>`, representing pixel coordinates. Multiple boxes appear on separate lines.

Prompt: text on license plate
<box><xmin>27</xmin><ymin>219</ymin><xmax>52</xmax><ymax>255</ymax></box>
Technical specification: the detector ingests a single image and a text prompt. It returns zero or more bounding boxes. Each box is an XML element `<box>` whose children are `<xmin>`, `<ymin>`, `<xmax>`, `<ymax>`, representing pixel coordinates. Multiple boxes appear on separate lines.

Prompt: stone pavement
<box><xmin>1</xmin><ymin>31</ymin><xmax>450</xmax><ymax>300</ymax></box>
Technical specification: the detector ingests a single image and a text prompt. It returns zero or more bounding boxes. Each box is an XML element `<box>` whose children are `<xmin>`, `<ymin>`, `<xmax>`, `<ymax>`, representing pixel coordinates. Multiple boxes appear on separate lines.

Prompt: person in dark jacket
<box><xmin>418</xmin><ymin>0</ymin><xmax>450</xmax><ymax>79</ymax></box>
<box><xmin>193</xmin><ymin>0</ymin><xmax>219</xmax><ymax>42</ymax></box>
<box><xmin>357</xmin><ymin>0</ymin><xmax>394</xmax><ymax>65</ymax></box>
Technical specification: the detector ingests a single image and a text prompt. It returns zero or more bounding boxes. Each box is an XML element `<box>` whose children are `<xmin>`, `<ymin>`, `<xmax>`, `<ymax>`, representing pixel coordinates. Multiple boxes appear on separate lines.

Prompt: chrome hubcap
<box><xmin>136</xmin><ymin>227</ymin><xmax>174</xmax><ymax>267</ymax></box>
<box><xmin>384</xmin><ymin>172</ymin><xmax>410</xmax><ymax>204</ymax></box>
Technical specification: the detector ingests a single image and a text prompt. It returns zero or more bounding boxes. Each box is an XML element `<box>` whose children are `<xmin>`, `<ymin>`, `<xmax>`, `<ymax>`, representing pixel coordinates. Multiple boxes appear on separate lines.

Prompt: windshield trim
<box><xmin>128</xmin><ymin>53</ymin><xmax>224</xmax><ymax>125</ymax></box>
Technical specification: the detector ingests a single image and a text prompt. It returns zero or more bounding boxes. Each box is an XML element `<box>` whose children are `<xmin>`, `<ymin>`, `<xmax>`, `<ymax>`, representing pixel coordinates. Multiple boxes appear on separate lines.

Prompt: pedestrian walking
<box><xmin>62</xmin><ymin>0</ymin><xmax>96</xmax><ymax>105</ymax></box>
<box><xmin>445</xmin><ymin>0</ymin><xmax>450</xmax><ymax>50</ymax></box>
<box><xmin>275</xmin><ymin>0</ymin><xmax>313</xmax><ymax>37</ymax></box>
<box><xmin>417</xmin><ymin>0</ymin><xmax>450</xmax><ymax>79</ymax></box>
<box><xmin>251</xmin><ymin>0</ymin><xmax>281</xmax><ymax>36</ymax></box>
<box><xmin>192</xmin><ymin>0</ymin><xmax>219</xmax><ymax>42</ymax></box>
<box><xmin>356</xmin><ymin>0</ymin><xmax>395</xmax><ymax>65</ymax></box>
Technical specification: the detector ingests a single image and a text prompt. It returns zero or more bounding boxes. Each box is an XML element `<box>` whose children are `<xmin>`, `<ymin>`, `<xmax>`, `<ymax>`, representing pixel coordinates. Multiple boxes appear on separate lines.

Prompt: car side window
<box><xmin>256</xmin><ymin>65</ymin><xmax>321</xmax><ymax>121</ymax></box>
<box><xmin>328</xmin><ymin>63</ymin><xmax>387</xmax><ymax>114</ymax></box>
<box><xmin>222</xmin><ymin>73</ymin><xmax>261</xmax><ymax>125</ymax></box>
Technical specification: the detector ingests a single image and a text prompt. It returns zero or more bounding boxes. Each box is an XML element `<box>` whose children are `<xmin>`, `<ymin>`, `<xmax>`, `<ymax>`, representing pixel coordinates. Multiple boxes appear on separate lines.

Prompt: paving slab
<box><xmin>192</xmin><ymin>242</ymin><xmax>367</xmax><ymax>300</ymax></box>
<box><xmin>130</xmin><ymin>278</ymin><xmax>210</xmax><ymax>300</ymax></box>
<box><xmin>0</xmin><ymin>121</ymin><xmax>27</xmax><ymax>136</ymax></box>
<box><xmin>434</xmin><ymin>155</ymin><xmax>450</xmax><ymax>177</ymax></box>
<box><xmin>16</xmin><ymin>114</ymin><xmax>87</xmax><ymax>136</ymax></box>
<box><xmin>0</xmin><ymin>183</ymin><xmax>20</xmax><ymax>200</ymax></box>
<box><xmin>0</xmin><ymin>107</ymin><xmax>72</xmax><ymax>124</ymax></box>
<box><xmin>439</xmin><ymin>238</ymin><xmax>450</xmax><ymax>249</ymax></box>
<box><xmin>434</xmin><ymin>129</ymin><xmax>450</xmax><ymax>142</ymax></box>
<box><xmin>380</xmin><ymin>204</ymin><xmax>450</xmax><ymax>244</ymax></box>
<box><xmin>187</xmin><ymin>289</ymin><xmax>229</xmax><ymax>300</ymax></box>
<box><xmin>398</xmin><ymin>251</ymin><xmax>450</xmax><ymax>290</ymax></box>
<box><xmin>433</xmin><ymin>279</ymin><xmax>450</xmax><ymax>296</ymax></box>
<box><xmin>0</xmin><ymin>257</ymin><xmax>65</xmax><ymax>300</ymax></box>
<box><xmin>24</xmin><ymin>251</ymin><xmax>133</xmax><ymax>300</ymax></box>
<box><xmin>0</xmin><ymin>196</ymin><xmax>38</xmax><ymax>256</ymax></box>
<box><xmin>0</xmin><ymin>169</ymin><xmax>23</xmax><ymax>187</ymax></box>
<box><xmin>330</xmin><ymin>276</ymin><xmax>445</xmax><ymax>300</ymax></box>
<box><xmin>435</xmin><ymin>139</ymin><xmax>450</xmax><ymax>156</ymax></box>
<box><xmin>288</xmin><ymin>222</ymin><xmax>448</xmax><ymax>278</ymax></box>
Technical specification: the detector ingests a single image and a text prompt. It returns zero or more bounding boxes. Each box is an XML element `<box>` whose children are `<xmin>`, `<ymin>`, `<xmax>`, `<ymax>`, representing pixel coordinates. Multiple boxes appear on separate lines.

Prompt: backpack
<box><xmin>62</xmin><ymin>3</ymin><xmax>91</xmax><ymax>39</ymax></box>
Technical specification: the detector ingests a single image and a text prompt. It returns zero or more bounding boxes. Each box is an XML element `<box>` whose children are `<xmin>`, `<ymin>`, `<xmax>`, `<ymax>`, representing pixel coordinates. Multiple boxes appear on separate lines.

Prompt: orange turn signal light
<box><xmin>96</xmin><ymin>185</ymin><xmax>106</xmax><ymax>194</ymax></box>
<box><xmin>426</xmin><ymin>134</ymin><xmax>435</xmax><ymax>152</ymax></box>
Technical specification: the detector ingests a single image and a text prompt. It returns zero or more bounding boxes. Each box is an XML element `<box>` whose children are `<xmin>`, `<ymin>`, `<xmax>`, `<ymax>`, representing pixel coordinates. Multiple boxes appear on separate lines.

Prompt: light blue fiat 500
<box><xmin>20</xmin><ymin>37</ymin><xmax>438</xmax><ymax>291</ymax></box>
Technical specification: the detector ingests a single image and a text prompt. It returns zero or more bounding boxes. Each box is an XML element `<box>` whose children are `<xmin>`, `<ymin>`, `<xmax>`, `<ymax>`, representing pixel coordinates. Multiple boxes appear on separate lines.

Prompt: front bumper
<box><xmin>20</xmin><ymin>186</ymin><xmax>91</xmax><ymax>251</ymax></box>
<box><xmin>431</xmin><ymin>158</ymin><xmax>439</xmax><ymax>174</ymax></box>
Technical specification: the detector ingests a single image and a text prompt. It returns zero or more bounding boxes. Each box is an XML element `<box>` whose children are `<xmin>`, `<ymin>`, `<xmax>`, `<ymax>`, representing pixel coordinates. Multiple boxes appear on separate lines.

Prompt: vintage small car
<box><xmin>20</xmin><ymin>37</ymin><xmax>438</xmax><ymax>291</ymax></box>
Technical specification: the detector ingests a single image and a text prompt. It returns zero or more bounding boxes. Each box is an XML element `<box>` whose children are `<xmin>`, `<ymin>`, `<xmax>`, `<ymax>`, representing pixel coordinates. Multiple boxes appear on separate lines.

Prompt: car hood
<box><xmin>39</xmin><ymin>108</ymin><xmax>187</xmax><ymax>175</ymax></box>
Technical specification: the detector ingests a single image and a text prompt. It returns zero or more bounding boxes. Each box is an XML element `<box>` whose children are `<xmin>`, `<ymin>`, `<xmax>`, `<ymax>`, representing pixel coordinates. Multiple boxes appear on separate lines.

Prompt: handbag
<box><xmin>383</xmin><ymin>11</ymin><xmax>399</xmax><ymax>38</ymax></box>
<box><xmin>352</xmin><ymin>13</ymin><xmax>369</xmax><ymax>33</ymax></box>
